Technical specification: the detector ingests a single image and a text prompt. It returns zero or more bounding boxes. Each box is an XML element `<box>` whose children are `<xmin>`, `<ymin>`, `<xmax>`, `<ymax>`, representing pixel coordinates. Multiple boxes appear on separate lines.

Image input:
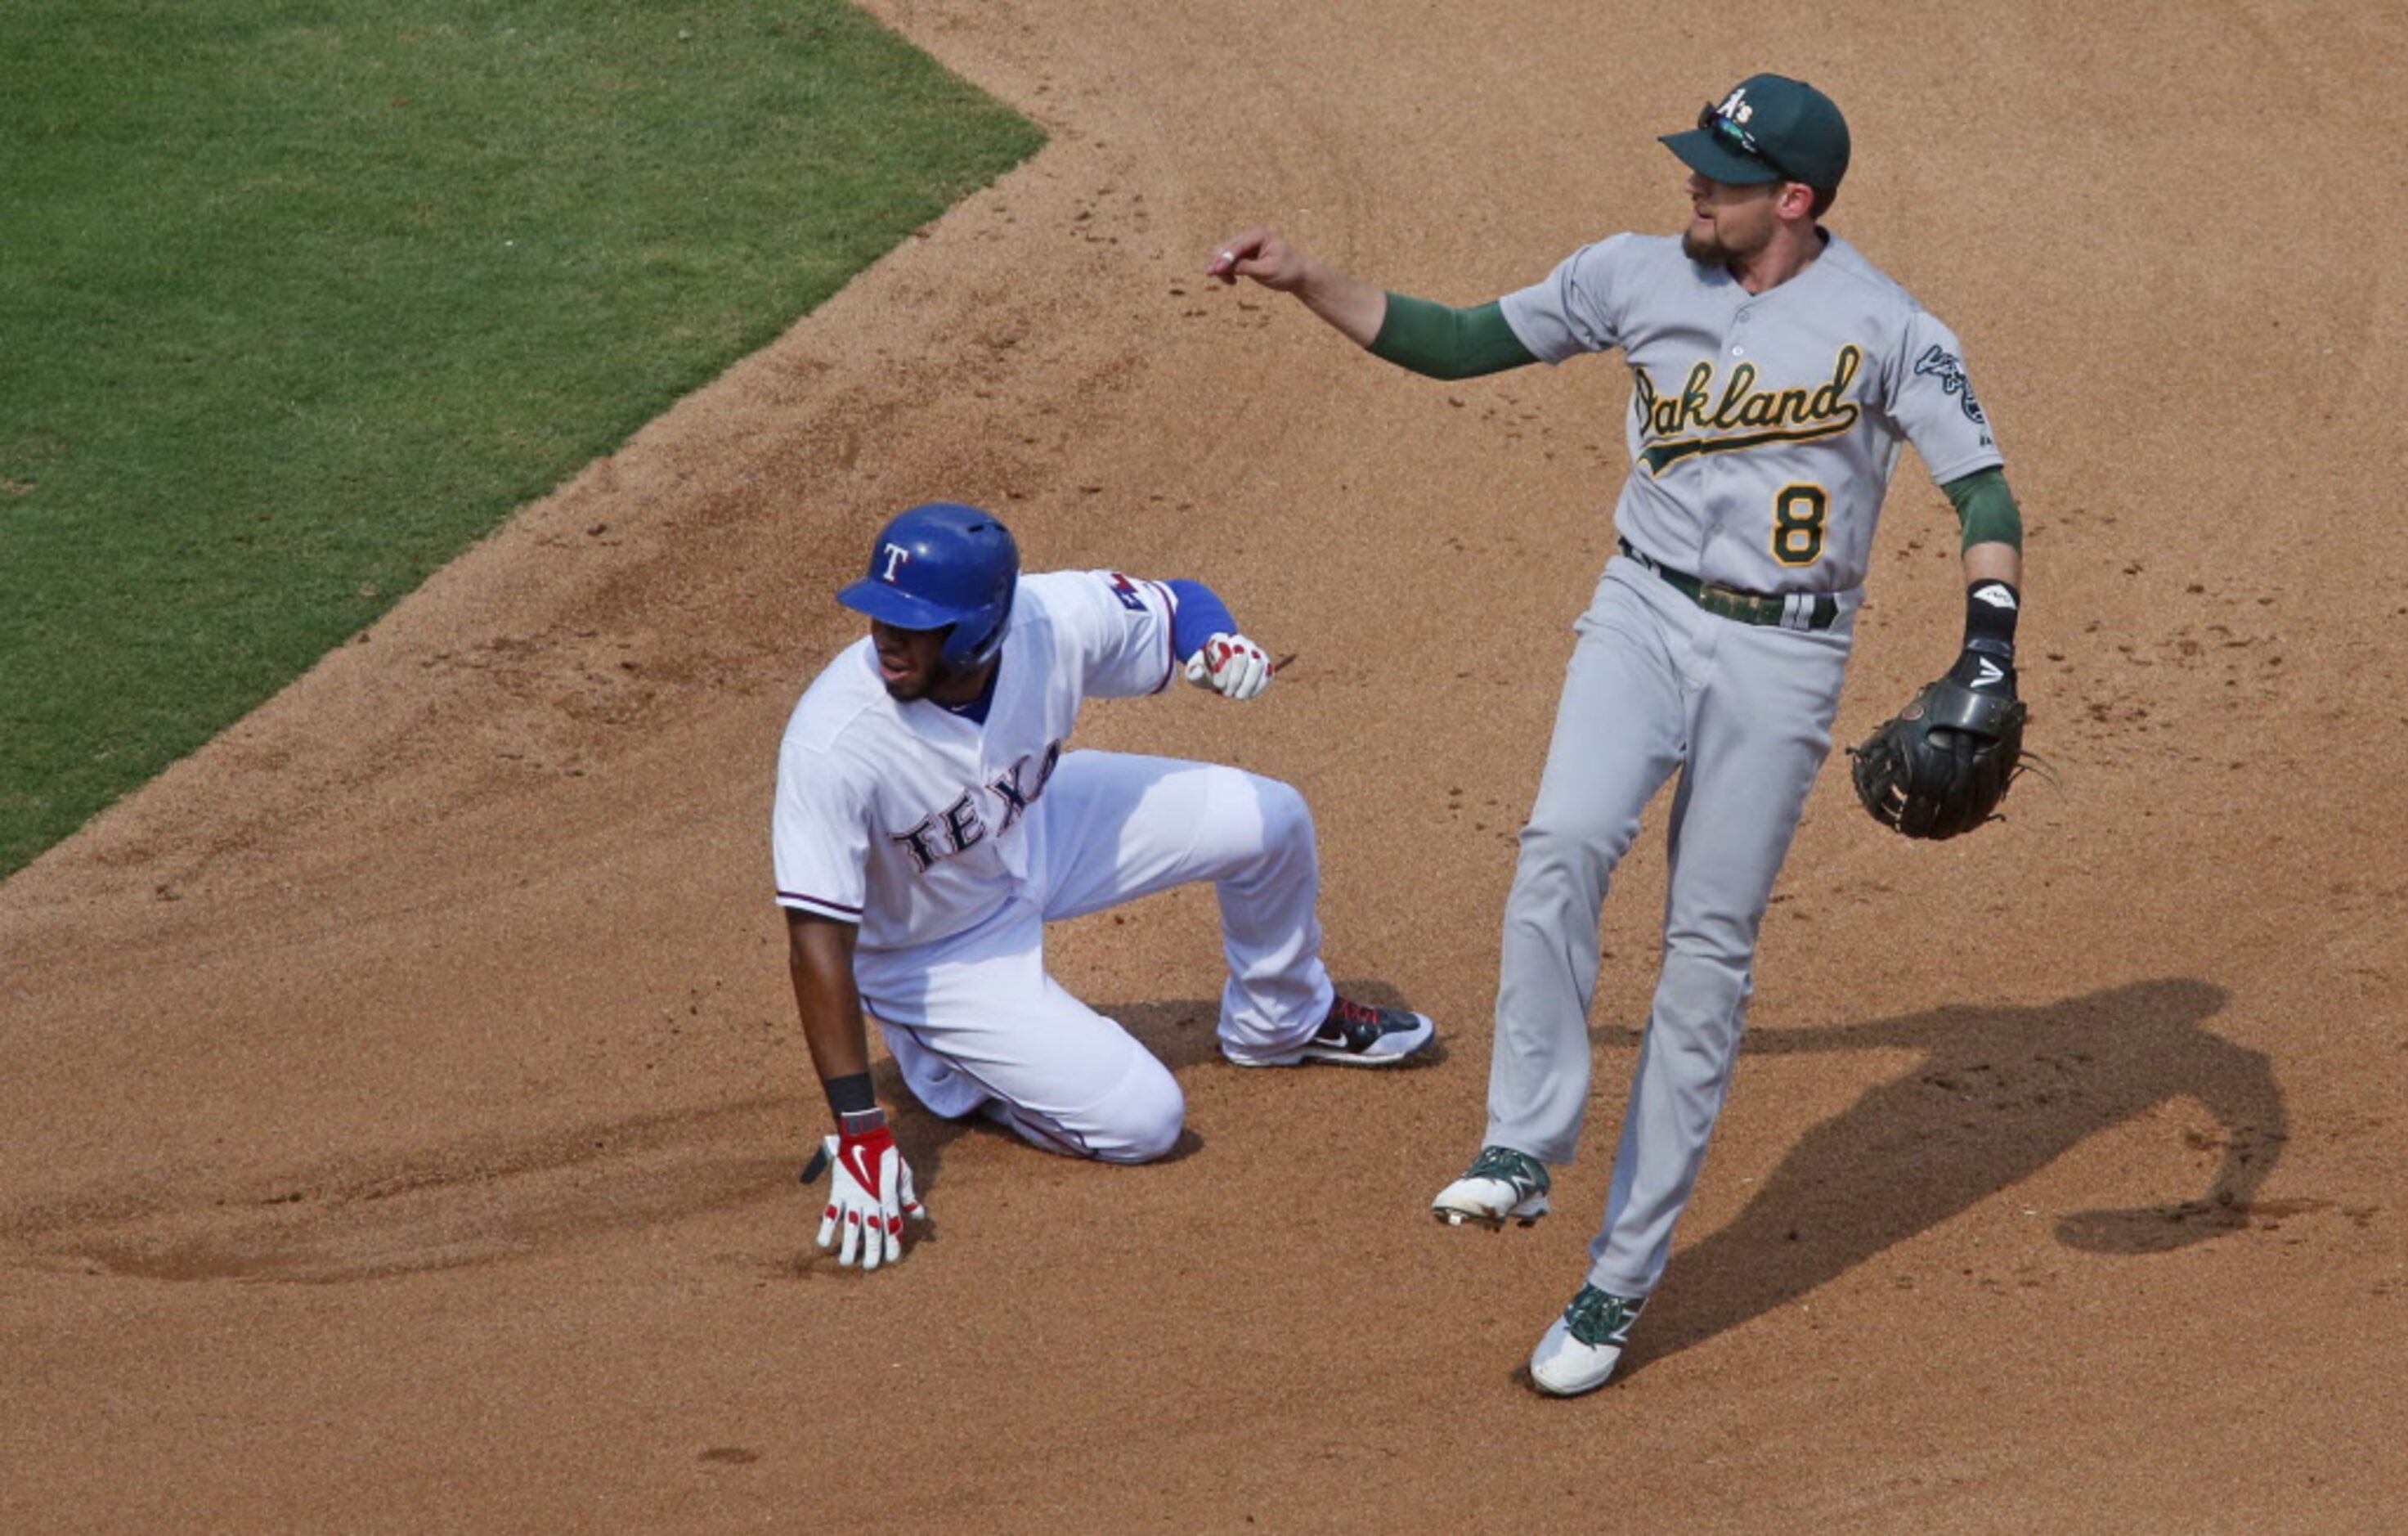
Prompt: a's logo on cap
<box><xmin>880</xmin><ymin>543</ymin><xmax>910</xmax><ymax>582</ymax></box>
<box><xmin>1719</xmin><ymin>86</ymin><xmax>1754</xmax><ymax>124</ymax></box>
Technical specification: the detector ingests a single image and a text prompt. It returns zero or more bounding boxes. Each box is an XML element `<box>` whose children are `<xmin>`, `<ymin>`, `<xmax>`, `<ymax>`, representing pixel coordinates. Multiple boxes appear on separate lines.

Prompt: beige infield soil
<box><xmin>6</xmin><ymin>2</ymin><xmax>2406</xmax><ymax>1529</ymax></box>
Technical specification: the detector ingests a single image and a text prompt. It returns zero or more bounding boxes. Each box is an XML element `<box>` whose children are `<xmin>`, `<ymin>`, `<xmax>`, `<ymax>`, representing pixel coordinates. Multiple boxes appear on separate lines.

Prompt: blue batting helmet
<box><xmin>836</xmin><ymin>502</ymin><xmax>1020</xmax><ymax>670</ymax></box>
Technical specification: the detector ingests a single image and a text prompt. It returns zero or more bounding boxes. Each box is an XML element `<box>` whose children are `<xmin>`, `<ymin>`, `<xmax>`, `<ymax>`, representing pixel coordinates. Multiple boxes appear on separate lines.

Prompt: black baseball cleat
<box><xmin>1226</xmin><ymin>994</ymin><xmax>1436</xmax><ymax>1068</ymax></box>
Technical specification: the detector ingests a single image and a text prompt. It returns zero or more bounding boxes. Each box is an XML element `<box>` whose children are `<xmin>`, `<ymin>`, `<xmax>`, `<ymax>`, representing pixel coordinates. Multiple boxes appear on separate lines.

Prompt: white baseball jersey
<box><xmin>772</xmin><ymin>570</ymin><xmax>1178</xmax><ymax>951</ymax></box>
<box><xmin>1500</xmin><ymin>232</ymin><xmax>2002</xmax><ymax>595</ymax></box>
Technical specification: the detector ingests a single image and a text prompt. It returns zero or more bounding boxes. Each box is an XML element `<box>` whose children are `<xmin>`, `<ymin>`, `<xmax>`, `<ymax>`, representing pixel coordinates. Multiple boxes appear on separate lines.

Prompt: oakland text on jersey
<box><xmin>1632</xmin><ymin>344</ymin><xmax>1864</xmax><ymax>475</ymax></box>
<box><xmin>888</xmin><ymin>740</ymin><xmax>1065</xmax><ymax>874</ymax></box>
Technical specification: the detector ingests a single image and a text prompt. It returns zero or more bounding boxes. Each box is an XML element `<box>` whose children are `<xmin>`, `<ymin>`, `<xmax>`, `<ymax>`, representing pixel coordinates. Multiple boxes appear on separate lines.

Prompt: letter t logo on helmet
<box><xmin>836</xmin><ymin>503</ymin><xmax>1022</xmax><ymax>671</ymax></box>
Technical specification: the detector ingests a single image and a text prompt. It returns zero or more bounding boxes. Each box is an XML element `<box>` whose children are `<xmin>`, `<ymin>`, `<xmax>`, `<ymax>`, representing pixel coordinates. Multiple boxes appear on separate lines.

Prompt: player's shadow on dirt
<box><xmin>1617</xmin><ymin>977</ymin><xmax>2281</xmax><ymax>1377</ymax></box>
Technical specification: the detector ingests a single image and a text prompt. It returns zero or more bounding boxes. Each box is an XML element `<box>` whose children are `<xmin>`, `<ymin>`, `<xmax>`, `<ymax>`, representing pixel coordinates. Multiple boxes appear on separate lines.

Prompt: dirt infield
<box><xmin>4</xmin><ymin>2</ymin><xmax>2403</xmax><ymax>1528</ymax></box>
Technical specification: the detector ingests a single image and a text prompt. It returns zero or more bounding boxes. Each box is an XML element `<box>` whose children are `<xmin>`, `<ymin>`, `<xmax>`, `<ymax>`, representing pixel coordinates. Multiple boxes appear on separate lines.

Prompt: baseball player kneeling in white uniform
<box><xmin>774</xmin><ymin>502</ymin><xmax>1436</xmax><ymax>1271</ymax></box>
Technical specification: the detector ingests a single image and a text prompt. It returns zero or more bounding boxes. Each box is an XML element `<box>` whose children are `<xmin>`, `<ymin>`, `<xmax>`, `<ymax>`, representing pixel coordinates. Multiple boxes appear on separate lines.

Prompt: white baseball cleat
<box><xmin>1431</xmin><ymin>1144</ymin><xmax>1550</xmax><ymax>1228</ymax></box>
<box><xmin>1529</xmin><ymin>1285</ymin><xmax>1648</xmax><ymax>1397</ymax></box>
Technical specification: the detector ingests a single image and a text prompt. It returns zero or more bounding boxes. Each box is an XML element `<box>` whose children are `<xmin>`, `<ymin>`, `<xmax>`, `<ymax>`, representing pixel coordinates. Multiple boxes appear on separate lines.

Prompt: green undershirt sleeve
<box><xmin>1366</xmin><ymin>295</ymin><xmax>1540</xmax><ymax>380</ymax></box>
<box><xmin>1942</xmin><ymin>465</ymin><xmax>2023</xmax><ymax>552</ymax></box>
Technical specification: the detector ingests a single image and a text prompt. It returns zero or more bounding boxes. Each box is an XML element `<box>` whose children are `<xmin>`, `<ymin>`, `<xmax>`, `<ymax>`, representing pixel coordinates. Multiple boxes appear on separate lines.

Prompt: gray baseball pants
<box><xmin>1485</xmin><ymin>555</ymin><xmax>1857</xmax><ymax>1297</ymax></box>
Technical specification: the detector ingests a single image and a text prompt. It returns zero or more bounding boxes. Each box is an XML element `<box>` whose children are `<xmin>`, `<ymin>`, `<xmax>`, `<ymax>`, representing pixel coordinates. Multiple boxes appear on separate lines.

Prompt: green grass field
<box><xmin>0</xmin><ymin>0</ymin><xmax>1043</xmax><ymax>878</ymax></box>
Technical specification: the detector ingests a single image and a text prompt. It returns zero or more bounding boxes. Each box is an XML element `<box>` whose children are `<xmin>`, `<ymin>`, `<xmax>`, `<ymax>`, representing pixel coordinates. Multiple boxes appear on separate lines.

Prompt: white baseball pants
<box><xmin>854</xmin><ymin>751</ymin><xmax>1334</xmax><ymax>1163</ymax></box>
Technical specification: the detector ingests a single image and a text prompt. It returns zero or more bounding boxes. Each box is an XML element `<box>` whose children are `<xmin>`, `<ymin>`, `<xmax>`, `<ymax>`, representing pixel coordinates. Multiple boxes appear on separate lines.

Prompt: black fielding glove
<box><xmin>1847</xmin><ymin>579</ymin><xmax>2032</xmax><ymax>839</ymax></box>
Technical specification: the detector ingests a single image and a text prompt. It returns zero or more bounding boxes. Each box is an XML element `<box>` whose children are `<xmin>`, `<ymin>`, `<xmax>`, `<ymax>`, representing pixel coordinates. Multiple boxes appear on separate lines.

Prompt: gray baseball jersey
<box><xmin>1463</xmin><ymin>229</ymin><xmax>2011</xmax><ymax>1304</ymax></box>
<box><xmin>1500</xmin><ymin>233</ymin><xmax>2002</xmax><ymax>594</ymax></box>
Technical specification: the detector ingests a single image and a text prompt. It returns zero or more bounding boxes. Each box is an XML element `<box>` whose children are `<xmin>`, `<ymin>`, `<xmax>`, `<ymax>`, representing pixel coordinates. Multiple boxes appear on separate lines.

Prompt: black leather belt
<box><xmin>1618</xmin><ymin>538</ymin><xmax>1839</xmax><ymax>632</ymax></box>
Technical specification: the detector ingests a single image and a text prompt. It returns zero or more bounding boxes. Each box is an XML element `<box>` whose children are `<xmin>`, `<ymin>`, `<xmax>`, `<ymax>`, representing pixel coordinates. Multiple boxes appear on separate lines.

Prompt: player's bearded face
<box><xmin>1680</xmin><ymin>174</ymin><xmax>1779</xmax><ymax>264</ymax></box>
<box><xmin>869</xmin><ymin>620</ymin><xmax>952</xmax><ymax>701</ymax></box>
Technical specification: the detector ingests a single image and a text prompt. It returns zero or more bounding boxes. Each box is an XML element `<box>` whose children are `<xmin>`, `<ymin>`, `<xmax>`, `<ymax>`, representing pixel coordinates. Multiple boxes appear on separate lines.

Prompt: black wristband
<box><xmin>823</xmin><ymin>1070</ymin><xmax>876</xmax><ymax>1118</ymax></box>
<box><xmin>837</xmin><ymin>1107</ymin><xmax>888</xmax><ymax>1139</ymax></box>
<box><xmin>1962</xmin><ymin>580</ymin><xmax>2020</xmax><ymax>660</ymax></box>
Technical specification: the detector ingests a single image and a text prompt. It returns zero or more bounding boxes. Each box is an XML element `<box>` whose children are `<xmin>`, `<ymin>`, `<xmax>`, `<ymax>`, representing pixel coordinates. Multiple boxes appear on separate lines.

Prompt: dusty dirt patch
<box><xmin>4</xmin><ymin>2</ymin><xmax>2405</xmax><ymax>1528</ymax></box>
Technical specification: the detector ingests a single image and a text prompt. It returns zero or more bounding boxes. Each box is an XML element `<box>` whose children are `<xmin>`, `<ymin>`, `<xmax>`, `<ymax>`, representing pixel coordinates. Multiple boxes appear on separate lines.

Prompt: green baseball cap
<box><xmin>1661</xmin><ymin>74</ymin><xmax>1850</xmax><ymax>190</ymax></box>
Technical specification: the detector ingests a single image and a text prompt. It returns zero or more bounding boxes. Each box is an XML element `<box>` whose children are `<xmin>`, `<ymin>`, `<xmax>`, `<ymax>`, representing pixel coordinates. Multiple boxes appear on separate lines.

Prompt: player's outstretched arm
<box><xmin>1208</xmin><ymin>226</ymin><xmax>1537</xmax><ymax>380</ymax></box>
<box><xmin>787</xmin><ymin>910</ymin><xmax>926</xmax><ymax>1271</ymax></box>
<box><xmin>1207</xmin><ymin>226</ymin><xmax>1388</xmax><ymax>345</ymax></box>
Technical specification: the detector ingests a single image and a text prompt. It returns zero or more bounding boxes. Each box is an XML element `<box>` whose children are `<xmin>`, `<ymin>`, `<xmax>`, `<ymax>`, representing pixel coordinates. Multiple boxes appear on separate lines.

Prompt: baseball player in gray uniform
<box><xmin>1210</xmin><ymin>74</ymin><xmax>2028</xmax><ymax>1394</ymax></box>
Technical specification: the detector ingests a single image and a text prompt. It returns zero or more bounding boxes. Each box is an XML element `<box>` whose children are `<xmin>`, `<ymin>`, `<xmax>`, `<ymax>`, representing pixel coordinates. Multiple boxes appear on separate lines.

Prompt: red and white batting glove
<box><xmin>1184</xmin><ymin>631</ymin><xmax>1272</xmax><ymax>702</ymax></box>
<box><xmin>813</xmin><ymin>1110</ymin><xmax>926</xmax><ymax>1272</ymax></box>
